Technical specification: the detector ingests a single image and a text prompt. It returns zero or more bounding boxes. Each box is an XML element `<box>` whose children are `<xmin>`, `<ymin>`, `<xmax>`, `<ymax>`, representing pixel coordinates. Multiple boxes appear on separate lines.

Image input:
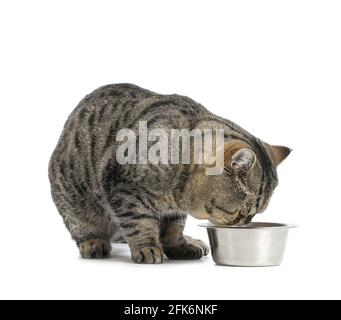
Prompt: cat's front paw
<box><xmin>79</xmin><ymin>239</ymin><xmax>111</xmax><ymax>259</ymax></box>
<box><xmin>131</xmin><ymin>246</ymin><xmax>164</xmax><ymax>264</ymax></box>
<box><xmin>164</xmin><ymin>237</ymin><xmax>209</xmax><ymax>260</ymax></box>
<box><xmin>184</xmin><ymin>236</ymin><xmax>210</xmax><ymax>256</ymax></box>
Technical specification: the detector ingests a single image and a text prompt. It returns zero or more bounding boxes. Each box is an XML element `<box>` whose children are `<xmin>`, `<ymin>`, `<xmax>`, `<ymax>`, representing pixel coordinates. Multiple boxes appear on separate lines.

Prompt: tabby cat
<box><xmin>49</xmin><ymin>84</ymin><xmax>290</xmax><ymax>264</ymax></box>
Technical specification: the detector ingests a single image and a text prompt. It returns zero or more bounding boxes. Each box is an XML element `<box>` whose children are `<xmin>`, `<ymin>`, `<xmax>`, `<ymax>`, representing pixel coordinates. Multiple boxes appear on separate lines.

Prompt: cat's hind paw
<box><xmin>79</xmin><ymin>239</ymin><xmax>111</xmax><ymax>259</ymax></box>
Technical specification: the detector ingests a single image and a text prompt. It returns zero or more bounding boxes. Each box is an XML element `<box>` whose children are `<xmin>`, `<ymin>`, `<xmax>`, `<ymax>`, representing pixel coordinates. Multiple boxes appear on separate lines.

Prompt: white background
<box><xmin>0</xmin><ymin>0</ymin><xmax>340</xmax><ymax>300</ymax></box>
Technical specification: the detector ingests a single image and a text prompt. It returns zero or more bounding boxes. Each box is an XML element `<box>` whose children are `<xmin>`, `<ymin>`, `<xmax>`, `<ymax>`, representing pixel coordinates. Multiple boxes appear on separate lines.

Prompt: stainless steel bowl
<box><xmin>200</xmin><ymin>222</ymin><xmax>296</xmax><ymax>267</ymax></box>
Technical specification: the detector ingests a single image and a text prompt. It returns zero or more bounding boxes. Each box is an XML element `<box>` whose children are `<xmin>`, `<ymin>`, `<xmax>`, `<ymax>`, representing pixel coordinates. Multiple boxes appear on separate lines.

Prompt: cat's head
<box><xmin>203</xmin><ymin>139</ymin><xmax>291</xmax><ymax>226</ymax></box>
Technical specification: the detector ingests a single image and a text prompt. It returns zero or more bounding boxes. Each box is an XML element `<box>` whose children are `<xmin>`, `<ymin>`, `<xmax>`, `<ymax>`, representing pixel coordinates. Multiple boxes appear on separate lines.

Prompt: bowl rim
<box><xmin>199</xmin><ymin>222</ymin><xmax>297</xmax><ymax>229</ymax></box>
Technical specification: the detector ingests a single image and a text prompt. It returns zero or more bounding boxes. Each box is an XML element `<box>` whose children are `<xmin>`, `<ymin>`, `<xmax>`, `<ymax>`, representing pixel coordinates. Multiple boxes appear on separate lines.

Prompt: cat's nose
<box><xmin>234</xmin><ymin>219</ymin><xmax>247</xmax><ymax>226</ymax></box>
<box><xmin>245</xmin><ymin>215</ymin><xmax>253</xmax><ymax>224</ymax></box>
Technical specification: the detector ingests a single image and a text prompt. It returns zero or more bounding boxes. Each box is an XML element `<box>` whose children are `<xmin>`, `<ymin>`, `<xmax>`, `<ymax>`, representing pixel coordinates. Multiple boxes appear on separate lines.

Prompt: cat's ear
<box><xmin>270</xmin><ymin>145</ymin><xmax>292</xmax><ymax>166</ymax></box>
<box><xmin>231</xmin><ymin>148</ymin><xmax>256</xmax><ymax>175</ymax></box>
<box><xmin>224</xmin><ymin>141</ymin><xmax>256</xmax><ymax>175</ymax></box>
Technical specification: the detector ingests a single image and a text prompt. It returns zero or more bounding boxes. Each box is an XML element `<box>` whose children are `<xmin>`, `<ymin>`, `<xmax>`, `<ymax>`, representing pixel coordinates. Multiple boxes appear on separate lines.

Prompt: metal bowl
<box><xmin>200</xmin><ymin>222</ymin><xmax>296</xmax><ymax>267</ymax></box>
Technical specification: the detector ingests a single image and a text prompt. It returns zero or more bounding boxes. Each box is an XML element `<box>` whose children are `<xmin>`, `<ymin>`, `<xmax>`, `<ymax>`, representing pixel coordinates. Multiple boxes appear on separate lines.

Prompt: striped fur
<box><xmin>49</xmin><ymin>84</ymin><xmax>289</xmax><ymax>263</ymax></box>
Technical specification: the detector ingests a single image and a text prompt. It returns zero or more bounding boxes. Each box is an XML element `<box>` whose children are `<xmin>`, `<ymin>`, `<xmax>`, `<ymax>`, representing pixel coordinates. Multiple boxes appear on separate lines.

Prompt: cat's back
<box><xmin>70</xmin><ymin>83</ymin><xmax>158</xmax><ymax>127</ymax></box>
<box><xmin>49</xmin><ymin>84</ymin><xmax>208</xmax><ymax>173</ymax></box>
<box><xmin>72</xmin><ymin>83</ymin><xmax>207</xmax><ymax>125</ymax></box>
<box><xmin>60</xmin><ymin>83</ymin><xmax>207</xmax><ymax>144</ymax></box>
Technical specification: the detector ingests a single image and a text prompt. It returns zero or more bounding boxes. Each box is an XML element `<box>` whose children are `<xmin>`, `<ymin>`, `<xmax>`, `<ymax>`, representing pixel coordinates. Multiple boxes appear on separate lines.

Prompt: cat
<box><xmin>49</xmin><ymin>83</ymin><xmax>291</xmax><ymax>264</ymax></box>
